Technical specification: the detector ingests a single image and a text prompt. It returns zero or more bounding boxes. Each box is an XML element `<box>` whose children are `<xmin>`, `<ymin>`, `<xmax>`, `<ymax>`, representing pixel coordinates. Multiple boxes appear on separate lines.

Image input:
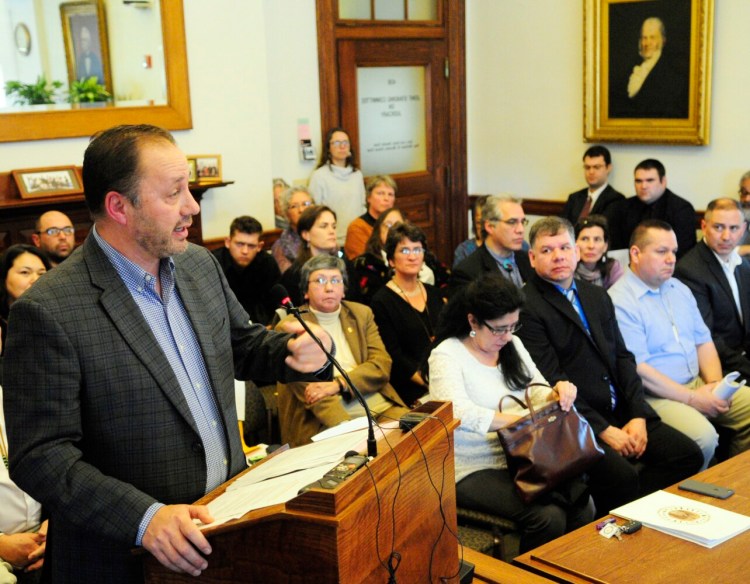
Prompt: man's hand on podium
<box><xmin>142</xmin><ymin>504</ymin><xmax>214</xmax><ymax>576</ymax></box>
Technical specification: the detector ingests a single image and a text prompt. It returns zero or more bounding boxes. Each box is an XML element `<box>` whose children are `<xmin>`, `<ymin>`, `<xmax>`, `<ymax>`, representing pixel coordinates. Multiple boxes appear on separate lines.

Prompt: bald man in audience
<box><xmin>31</xmin><ymin>211</ymin><xmax>76</xmax><ymax>267</ymax></box>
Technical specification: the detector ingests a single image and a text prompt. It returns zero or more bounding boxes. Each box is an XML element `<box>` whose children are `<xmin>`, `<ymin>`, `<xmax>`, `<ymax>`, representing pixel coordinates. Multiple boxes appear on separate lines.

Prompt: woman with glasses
<box><xmin>271</xmin><ymin>186</ymin><xmax>315</xmax><ymax>274</ymax></box>
<box><xmin>352</xmin><ymin>208</ymin><xmax>450</xmax><ymax>304</ymax></box>
<box><xmin>308</xmin><ymin>127</ymin><xmax>366</xmax><ymax>247</ymax></box>
<box><xmin>344</xmin><ymin>174</ymin><xmax>397</xmax><ymax>260</ymax></box>
<box><xmin>371</xmin><ymin>223</ymin><xmax>444</xmax><ymax>407</ymax></box>
<box><xmin>426</xmin><ymin>273</ymin><xmax>594</xmax><ymax>552</ymax></box>
<box><xmin>275</xmin><ymin>255</ymin><xmax>408</xmax><ymax>446</ymax></box>
<box><xmin>574</xmin><ymin>214</ymin><xmax>623</xmax><ymax>289</ymax></box>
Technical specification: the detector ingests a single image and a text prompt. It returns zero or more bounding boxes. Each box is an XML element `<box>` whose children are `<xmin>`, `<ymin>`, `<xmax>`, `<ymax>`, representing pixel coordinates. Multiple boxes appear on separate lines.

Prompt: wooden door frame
<box><xmin>315</xmin><ymin>0</ymin><xmax>468</xmax><ymax>259</ymax></box>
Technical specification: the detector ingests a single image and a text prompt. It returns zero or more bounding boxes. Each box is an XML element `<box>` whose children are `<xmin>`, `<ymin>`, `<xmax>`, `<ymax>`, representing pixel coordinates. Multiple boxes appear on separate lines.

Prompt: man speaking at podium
<box><xmin>3</xmin><ymin>125</ymin><xmax>332</xmax><ymax>583</ymax></box>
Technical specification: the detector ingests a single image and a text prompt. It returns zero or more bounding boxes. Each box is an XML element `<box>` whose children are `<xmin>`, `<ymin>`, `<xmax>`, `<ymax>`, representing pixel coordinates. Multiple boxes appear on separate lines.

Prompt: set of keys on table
<box><xmin>597</xmin><ymin>517</ymin><xmax>642</xmax><ymax>540</ymax></box>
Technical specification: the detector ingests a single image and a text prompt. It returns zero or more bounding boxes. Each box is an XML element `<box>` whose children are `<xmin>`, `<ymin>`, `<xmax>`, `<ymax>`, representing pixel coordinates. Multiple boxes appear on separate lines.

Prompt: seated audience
<box><xmin>31</xmin><ymin>210</ymin><xmax>76</xmax><ymax>267</ymax></box>
<box><xmin>344</xmin><ymin>174</ymin><xmax>397</xmax><ymax>260</ymax></box>
<box><xmin>0</xmin><ymin>384</ymin><xmax>47</xmax><ymax>583</ymax></box>
<box><xmin>574</xmin><ymin>215</ymin><xmax>624</xmax><ymax>289</ymax></box>
<box><xmin>273</xmin><ymin>178</ymin><xmax>290</xmax><ymax>230</ymax></box>
<box><xmin>280</xmin><ymin>205</ymin><xmax>355</xmax><ymax>307</ymax></box>
<box><xmin>308</xmin><ymin>127</ymin><xmax>366</xmax><ymax>247</ymax></box>
<box><xmin>427</xmin><ymin>273</ymin><xmax>594</xmax><ymax>552</ymax></box>
<box><xmin>352</xmin><ymin>208</ymin><xmax>449</xmax><ymax>304</ymax></box>
<box><xmin>371</xmin><ymin>223</ymin><xmax>444</xmax><ymax>407</ymax></box>
<box><xmin>212</xmin><ymin>216</ymin><xmax>281</xmax><ymax>326</ymax></box>
<box><xmin>609</xmin><ymin>220</ymin><xmax>750</xmax><ymax>468</ymax></box>
<box><xmin>271</xmin><ymin>186</ymin><xmax>315</xmax><ymax>274</ymax></box>
<box><xmin>518</xmin><ymin>216</ymin><xmax>703</xmax><ymax>513</ymax></box>
<box><xmin>275</xmin><ymin>255</ymin><xmax>408</xmax><ymax>446</ymax></box>
<box><xmin>1</xmin><ymin>245</ymin><xmax>51</xmax><ymax>355</ymax></box>
<box><xmin>453</xmin><ymin>195</ymin><xmax>488</xmax><ymax>267</ymax></box>
<box><xmin>676</xmin><ymin>199</ymin><xmax>750</xmax><ymax>379</ymax></box>
<box><xmin>449</xmin><ymin>195</ymin><xmax>532</xmax><ymax>296</ymax></box>
<box><xmin>560</xmin><ymin>145</ymin><xmax>624</xmax><ymax>226</ymax></box>
<box><xmin>609</xmin><ymin>159</ymin><xmax>696</xmax><ymax>258</ymax></box>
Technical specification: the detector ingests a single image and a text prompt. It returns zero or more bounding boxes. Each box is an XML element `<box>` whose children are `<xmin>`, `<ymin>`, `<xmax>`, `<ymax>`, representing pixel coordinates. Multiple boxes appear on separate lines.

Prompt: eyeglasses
<box><xmin>288</xmin><ymin>201</ymin><xmax>313</xmax><ymax>211</ymax></box>
<box><xmin>739</xmin><ymin>188</ymin><xmax>750</xmax><ymax>197</ymax></box>
<box><xmin>398</xmin><ymin>247</ymin><xmax>425</xmax><ymax>256</ymax></box>
<box><xmin>494</xmin><ymin>218</ymin><xmax>529</xmax><ymax>228</ymax></box>
<box><xmin>37</xmin><ymin>226</ymin><xmax>74</xmax><ymax>236</ymax></box>
<box><xmin>481</xmin><ymin>320</ymin><xmax>522</xmax><ymax>336</ymax></box>
<box><xmin>330</xmin><ymin>140</ymin><xmax>350</xmax><ymax>148</ymax></box>
<box><xmin>309</xmin><ymin>276</ymin><xmax>344</xmax><ymax>286</ymax></box>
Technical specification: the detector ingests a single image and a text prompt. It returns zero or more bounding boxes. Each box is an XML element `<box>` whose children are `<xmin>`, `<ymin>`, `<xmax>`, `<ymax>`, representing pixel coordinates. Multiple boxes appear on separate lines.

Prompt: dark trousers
<box><xmin>587</xmin><ymin>419</ymin><xmax>703</xmax><ymax>515</ymax></box>
<box><xmin>456</xmin><ymin>468</ymin><xmax>595</xmax><ymax>553</ymax></box>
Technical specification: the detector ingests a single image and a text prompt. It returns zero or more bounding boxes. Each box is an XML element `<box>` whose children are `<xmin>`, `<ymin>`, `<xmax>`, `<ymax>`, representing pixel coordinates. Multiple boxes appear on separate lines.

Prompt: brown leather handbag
<box><xmin>497</xmin><ymin>383</ymin><xmax>604</xmax><ymax>503</ymax></box>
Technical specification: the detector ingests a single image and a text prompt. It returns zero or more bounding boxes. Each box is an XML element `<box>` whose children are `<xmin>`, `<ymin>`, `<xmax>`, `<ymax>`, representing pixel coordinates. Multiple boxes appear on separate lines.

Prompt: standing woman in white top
<box><xmin>427</xmin><ymin>273</ymin><xmax>594</xmax><ymax>552</ymax></box>
<box><xmin>308</xmin><ymin>128</ymin><xmax>366</xmax><ymax>247</ymax></box>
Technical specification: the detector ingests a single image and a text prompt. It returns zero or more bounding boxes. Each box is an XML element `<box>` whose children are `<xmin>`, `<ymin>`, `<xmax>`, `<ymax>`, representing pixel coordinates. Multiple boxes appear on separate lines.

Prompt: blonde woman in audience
<box><xmin>371</xmin><ymin>223</ymin><xmax>444</xmax><ymax>407</ymax></box>
<box><xmin>344</xmin><ymin>174</ymin><xmax>397</xmax><ymax>260</ymax></box>
<box><xmin>308</xmin><ymin>127</ymin><xmax>366</xmax><ymax>246</ymax></box>
<box><xmin>271</xmin><ymin>186</ymin><xmax>315</xmax><ymax>274</ymax></box>
<box><xmin>574</xmin><ymin>215</ymin><xmax>624</xmax><ymax>289</ymax></box>
<box><xmin>275</xmin><ymin>255</ymin><xmax>408</xmax><ymax>446</ymax></box>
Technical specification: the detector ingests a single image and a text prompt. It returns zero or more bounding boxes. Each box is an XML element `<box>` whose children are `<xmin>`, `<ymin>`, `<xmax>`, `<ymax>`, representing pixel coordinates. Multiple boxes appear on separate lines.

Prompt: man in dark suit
<box><xmin>560</xmin><ymin>145</ymin><xmax>624</xmax><ymax>227</ymax></box>
<box><xmin>518</xmin><ymin>216</ymin><xmax>702</xmax><ymax>514</ymax></box>
<box><xmin>3</xmin><ymin>125</ymin><xmax>332</xmax><ymax>583</ymax></box>
<box><xmin>449</xmin><ymin>195</ymin><xmax>532</xmax><ymax>296</ymax></box>
<box><xmin>676</xmin><ymin>198</ymin><xmax>750</xmax><ymax>380</ymax></box>
<box><xmin>609</xmin><ymin>159</ymin><xmax>696</xmax><ymax>257</ymax></box>
<box><xmin>609</xmin><ymin>17</ymin><xmax>689</xmax><ymax>119</ymax></box>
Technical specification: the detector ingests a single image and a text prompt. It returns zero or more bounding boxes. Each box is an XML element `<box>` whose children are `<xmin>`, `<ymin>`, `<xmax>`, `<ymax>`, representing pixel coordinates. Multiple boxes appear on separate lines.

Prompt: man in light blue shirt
<box><xmin>609</xmin><ymin>220</ymin><xmax>750</xmax><ymax>468</ymax></box>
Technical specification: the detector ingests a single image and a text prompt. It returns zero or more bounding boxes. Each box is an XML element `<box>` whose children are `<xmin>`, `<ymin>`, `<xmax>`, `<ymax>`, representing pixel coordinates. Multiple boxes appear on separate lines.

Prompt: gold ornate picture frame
<box><xmin>12</xmin><ymin>166</ymin><xmax>83</xmax><ymax>199</ymax></box>
<box><xmin>584</xmin><ymin>0</ymin><xmax>713</xmax><ymax>145</ymax></box>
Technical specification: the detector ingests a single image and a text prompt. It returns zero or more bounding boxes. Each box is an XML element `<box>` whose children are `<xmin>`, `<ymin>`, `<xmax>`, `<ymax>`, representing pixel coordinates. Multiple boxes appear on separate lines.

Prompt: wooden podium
<box><xmin>143</xmin><ymin>401</ymin><xmax>460</xmax><ymax>583</ymax></box>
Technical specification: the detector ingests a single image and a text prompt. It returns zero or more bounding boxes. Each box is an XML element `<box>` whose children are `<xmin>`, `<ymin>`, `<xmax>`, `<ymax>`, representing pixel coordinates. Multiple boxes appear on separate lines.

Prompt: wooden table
<box><xmin>463</xmin><ymin>546</ymin><xmax>552</xmax><ymax>583</ymax></box>
<box><xmin>514</xmin><ymin>450</ymin><xmax>750</xmax><ymax>583</ymax></box>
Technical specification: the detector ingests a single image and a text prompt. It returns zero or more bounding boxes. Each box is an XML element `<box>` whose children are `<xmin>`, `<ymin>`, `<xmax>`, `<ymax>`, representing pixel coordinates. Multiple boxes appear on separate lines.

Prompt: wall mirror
<box><xmin>0</xmin><ymin>0</ymin><xmax>190</xmax><ymax>142</ymax></box>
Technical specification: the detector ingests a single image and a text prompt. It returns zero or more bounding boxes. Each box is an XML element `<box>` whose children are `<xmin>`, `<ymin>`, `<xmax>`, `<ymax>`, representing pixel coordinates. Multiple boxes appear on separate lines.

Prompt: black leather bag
<box><xmin>497</xmin><ymin>383</ymin><xmax>604</xmax><ymax>503</ymax></box>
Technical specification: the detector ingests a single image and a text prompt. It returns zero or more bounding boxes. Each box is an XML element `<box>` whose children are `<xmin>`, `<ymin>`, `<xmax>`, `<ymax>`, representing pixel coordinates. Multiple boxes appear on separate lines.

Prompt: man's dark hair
<box><xmin>634</xmin><ymin>158</ymin><xmax>666</xmax><ymax>180</ymax></box>
<box><xmin>583</xmin><ymin>145</ymin><xmax>612</xmax><ymax>165</ymax></box>
<box><xmin>83</xmin><ymin>124</ymin><xmax>176</xmax><ymax>218</ymax></box>
<box><xmin>630</xmin><ymin>219</ymin><xmax>674</xmax><ymax>248</ymax></box>
<box><xmin>229</xmin><ymin>216</ymin><xmax>263</xmax><ymax>238</ymax></box>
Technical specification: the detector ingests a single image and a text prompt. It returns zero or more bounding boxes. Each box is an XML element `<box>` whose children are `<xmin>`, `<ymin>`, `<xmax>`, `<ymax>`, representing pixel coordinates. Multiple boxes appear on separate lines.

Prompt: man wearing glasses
<box><xmin>449</xmin><ymin>195</ymin><xmax>533</xmax><ymax>295</ymax></box>
<box><xmin>560</xmin><ymin>145</ymin><xmax>624</xmax><ymax>226</ymax></box>
<box><xmin>31</xmin><ymin>210</ymin><xmax>76</xmax><ymax>267</ymax></box>
<box><xmin>519</xmin><ymin>216</ymin><xmax>702</xmax><ymax>515</ymax></box>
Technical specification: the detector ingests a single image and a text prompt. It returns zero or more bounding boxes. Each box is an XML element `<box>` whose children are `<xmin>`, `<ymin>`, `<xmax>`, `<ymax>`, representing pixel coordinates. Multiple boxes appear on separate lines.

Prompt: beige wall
<box><xmin>1</xmin><ymin>1</ymin><xmax>748</xmax><ymax>239</ymax></box>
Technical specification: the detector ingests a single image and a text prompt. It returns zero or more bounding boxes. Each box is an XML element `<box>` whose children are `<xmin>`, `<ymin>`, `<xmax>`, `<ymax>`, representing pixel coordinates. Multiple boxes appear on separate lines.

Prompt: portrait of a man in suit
<box><xmin>608</xmin><ymin>0</ymin><xmax>691</xmax><ymax>119</ymax></box>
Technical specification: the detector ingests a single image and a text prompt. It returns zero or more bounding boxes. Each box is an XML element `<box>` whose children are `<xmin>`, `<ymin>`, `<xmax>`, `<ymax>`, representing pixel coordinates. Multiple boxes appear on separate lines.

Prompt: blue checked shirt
<box><xmin>92</xmin><ymin>227</ymin><xmax>229</xmax><ymax>545</ymax></box>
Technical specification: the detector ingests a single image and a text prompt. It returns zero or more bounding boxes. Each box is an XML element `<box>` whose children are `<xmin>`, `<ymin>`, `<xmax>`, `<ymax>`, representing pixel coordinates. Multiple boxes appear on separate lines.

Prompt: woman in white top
<box><xmin>308</xmin><ymin>128</ymin><xmax>366</xmax><ymax>247</ymax></box>
<box><xmin>427</xmin><ymin>273</ymin><xmax>594</xmax><ymax>552</ymax></box>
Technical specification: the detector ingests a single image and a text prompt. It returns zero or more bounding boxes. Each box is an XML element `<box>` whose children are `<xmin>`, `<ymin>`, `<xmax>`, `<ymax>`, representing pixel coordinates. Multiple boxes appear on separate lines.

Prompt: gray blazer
<box><xmin>3</xmin><ymin>235</ymin><xmax>299</xmax><ymax>583</ymax></box>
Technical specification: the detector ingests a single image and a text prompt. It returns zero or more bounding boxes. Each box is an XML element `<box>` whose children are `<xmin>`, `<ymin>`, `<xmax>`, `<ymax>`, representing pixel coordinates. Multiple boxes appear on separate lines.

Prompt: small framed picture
<box><xmin>187</xmin><ymin>158</ymin><xmax>197</xmax><ymax>183</ymax></box>
<box><xmin>190</xmin><ymin>155</ymin><xmax>222</xmax><ymax>182</ymax></box>
<box><xmin>12</xmin><ymin>166</ymin><xmax>83</xmax><ymax>199</ymax></box>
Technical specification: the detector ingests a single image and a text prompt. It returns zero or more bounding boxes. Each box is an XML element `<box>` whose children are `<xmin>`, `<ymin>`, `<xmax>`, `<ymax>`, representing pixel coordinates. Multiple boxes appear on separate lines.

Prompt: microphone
<box><xmin>271</xmin><ymin>284</ymin><xmax>378</xmax><ymax>458</ymax></box>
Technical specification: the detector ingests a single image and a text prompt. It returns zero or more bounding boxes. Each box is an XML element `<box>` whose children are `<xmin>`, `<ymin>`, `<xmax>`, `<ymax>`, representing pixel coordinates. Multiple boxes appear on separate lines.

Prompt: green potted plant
<box><xmin>67</xmin><ymin>76</ymin><xmax>111</xmax><ymax>104</ymax></box>
<box><xmin>4</xmin><ymin>76</ymin><xmax>63</xmax><ymax>105</ymax></box>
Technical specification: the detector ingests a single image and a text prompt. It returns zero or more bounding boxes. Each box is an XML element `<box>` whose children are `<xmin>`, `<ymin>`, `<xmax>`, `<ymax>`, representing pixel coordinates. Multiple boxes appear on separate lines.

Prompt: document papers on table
<box><xmin>201</xmin><ymin>421</ymin><xmax>398</xmax><ymax>528</ymax></box>
<box><xmin>611</xmin><ymin>490</ymin><xmax>750</xmax><ymax>548</ymax></box>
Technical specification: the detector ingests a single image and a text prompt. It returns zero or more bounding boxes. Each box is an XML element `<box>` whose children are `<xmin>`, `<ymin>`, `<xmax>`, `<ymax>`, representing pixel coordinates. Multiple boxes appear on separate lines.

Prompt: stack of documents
<box><xmin>611</xmin><ymin>490</ymin><xmax>750</xmax><ymax>548</ymax></box>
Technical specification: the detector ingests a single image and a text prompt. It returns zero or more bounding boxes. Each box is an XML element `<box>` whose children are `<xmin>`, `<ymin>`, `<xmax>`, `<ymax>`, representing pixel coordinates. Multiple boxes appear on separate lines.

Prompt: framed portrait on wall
<box><xmin>584</xmin><ymin>0</ymin><xmax>713</xmax><ymax>145</ymax></box>
<box><xmin>12</xmin><ymin>166</ymin><xmax>83</xmax><ymax>199</ymax></box>
<box><xmin>60</xmin><ymin>1</ymin><xmax>112</xmax><ymax>92</ymax></box>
